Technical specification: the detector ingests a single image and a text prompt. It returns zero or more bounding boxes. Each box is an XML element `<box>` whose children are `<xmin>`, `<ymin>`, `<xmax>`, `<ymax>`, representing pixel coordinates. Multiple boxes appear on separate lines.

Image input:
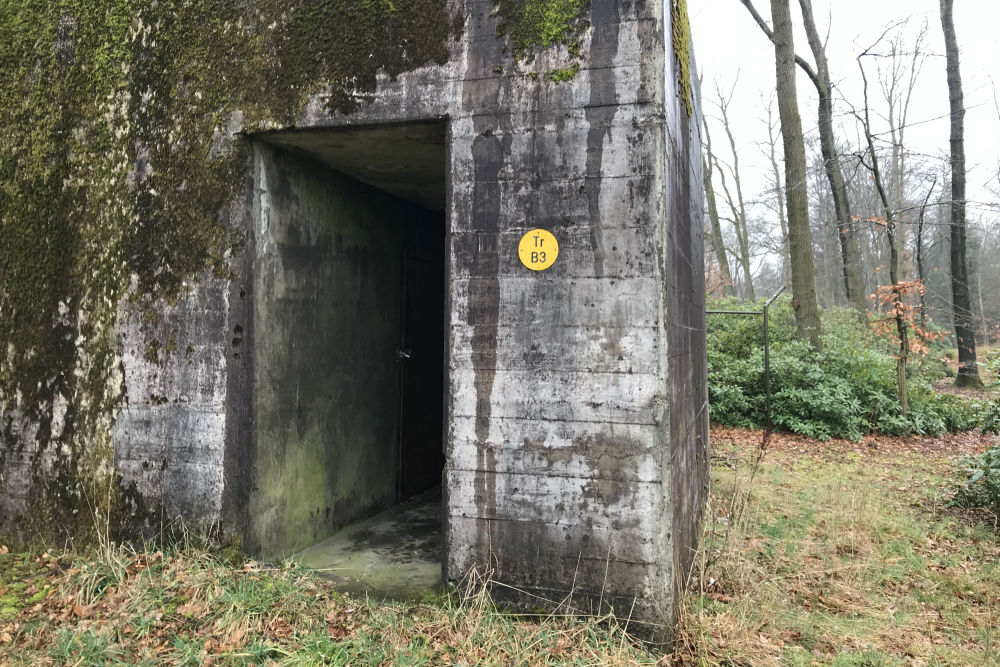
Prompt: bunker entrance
<box><xmin>252</xmin><ymin>122</ymin><xmax>447</xmax><ymax>596</ymax></box>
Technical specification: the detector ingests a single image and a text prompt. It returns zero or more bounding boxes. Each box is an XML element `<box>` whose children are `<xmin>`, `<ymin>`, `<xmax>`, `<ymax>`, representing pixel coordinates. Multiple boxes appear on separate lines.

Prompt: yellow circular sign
<box><xmin>518</xmin><ymin>229</ymin><xmax>559</xmax><ymax>271</ymax></box>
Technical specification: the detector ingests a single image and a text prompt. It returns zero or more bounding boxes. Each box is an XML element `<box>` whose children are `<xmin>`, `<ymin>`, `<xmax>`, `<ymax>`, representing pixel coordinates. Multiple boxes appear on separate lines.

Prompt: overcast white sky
<box><xmin>689</xmin><ymin>0</ymin><xmax>1000</xmax><ymax>225</ymax></box>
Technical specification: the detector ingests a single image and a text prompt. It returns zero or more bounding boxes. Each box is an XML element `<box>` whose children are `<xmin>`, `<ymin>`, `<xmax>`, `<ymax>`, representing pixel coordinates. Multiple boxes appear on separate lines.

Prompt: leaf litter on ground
<box><xmin>675</xmin><ymin>427</ymin><xmax>1000</xmax><ymax>666</ymax></box>
<box><xmin>0</xmin><ymin>427</ymin><xmax>998</xmax><ymax>666</ymax></box>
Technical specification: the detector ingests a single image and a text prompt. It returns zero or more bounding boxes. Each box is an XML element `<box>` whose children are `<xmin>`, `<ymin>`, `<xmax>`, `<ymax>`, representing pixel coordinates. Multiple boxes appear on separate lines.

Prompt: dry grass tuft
<box><xmin>3</xmin><ymin>427</ymin><xmax>999</xmax><ymax>665</ymax></box>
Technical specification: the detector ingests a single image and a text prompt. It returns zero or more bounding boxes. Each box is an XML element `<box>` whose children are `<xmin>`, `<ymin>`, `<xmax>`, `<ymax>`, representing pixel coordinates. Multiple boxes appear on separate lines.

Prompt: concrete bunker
<box><xmin>248</xmin><ymin>122</ymin><xmax>448</xmax><ymax>575</ymax></box>
<box><xmin>0</xmin><ymin>1</ymin><xmax>709</xmax><ymax>643</ymax></box>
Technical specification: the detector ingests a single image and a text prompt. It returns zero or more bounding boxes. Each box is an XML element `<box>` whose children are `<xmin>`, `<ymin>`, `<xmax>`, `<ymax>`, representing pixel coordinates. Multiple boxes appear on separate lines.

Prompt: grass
<box><xmin>0</xmin><ymin>545</ymin><xmax>657</xmax><ymax>666</ymax></box>
<box><xmin>0</xmin><ymin>428</ymin><xmax>998</xmax><ymax>666</ymax></box>
<box><xmin>675</xmin><ymin>427</ymin><xmax>1000</xmax><ymax>666</ymax></box>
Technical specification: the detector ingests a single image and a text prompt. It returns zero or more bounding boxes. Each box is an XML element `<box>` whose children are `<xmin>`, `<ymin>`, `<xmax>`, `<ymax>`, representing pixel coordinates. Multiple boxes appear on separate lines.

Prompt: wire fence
<box><xmin>706</xmin><ymin>285</ymin><xmax>786</xmax><ymax>446</ymax></box>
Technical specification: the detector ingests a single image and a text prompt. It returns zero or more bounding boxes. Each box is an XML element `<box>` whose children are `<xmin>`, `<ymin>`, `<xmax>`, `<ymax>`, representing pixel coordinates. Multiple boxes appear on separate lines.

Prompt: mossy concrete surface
<box><xmin>1</xmin><ymin>0</ymin><xmax>708</xmax><ymax>643</ymax></box>
<box><xmin>249</xmin><ymin>144</ymin><xmax>442</xmax><ymax>559</ymax></box>
<box><xmin>670</xmin><ymin>0</ymin><xmax>694</xmax><ymax>117</ymax></box>
<box><xmin>0</xmin><ymin>0</ymin><xmax>457</xmax><ymax>544</ymax></box>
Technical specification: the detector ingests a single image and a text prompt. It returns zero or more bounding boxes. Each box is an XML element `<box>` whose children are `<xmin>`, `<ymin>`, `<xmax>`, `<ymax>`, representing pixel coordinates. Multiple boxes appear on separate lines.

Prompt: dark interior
<box><xmin>398</xmin><ymin>216</ymin><xmax>446</xmax><ymax>500</ymax></box>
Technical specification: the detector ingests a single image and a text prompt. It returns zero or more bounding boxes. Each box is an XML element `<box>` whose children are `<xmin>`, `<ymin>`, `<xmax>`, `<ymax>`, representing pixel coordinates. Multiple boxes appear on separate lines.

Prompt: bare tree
<box><xmin>737</xmin><ymin>0</ymin><xmax>867</xmax><ymax>322</ymax></box>
<box><xmin>875</xmin><ymin>20</ymin><xmax>929</xmax><ymax>277</ymax></box>
<box><xmin>856</xmin><ymin>60</ymin><xmax>910</xmax><ymax>418</ymax></box>
<box><xmin>915</xmin><ymin>174</ymin><xmax>937</xmax><ymax>328</ymax></box>
<box><xmin>940</xmin><ymin>0</ymin><xmax>981</xmax><ymax>387</ymax></box>
<box><xmin>974</xmin><ymin>225</ymin><xmax>988</xmax><ymax>342</ymax></box>
<box><xmin>797</xmin><ymin>0</ymin><xmax>867</xmax><ymax>319</ymax></box>
<box><xmin>770</xmin><ymin>0</ymin><xmax>822</xmax><ymax>348</ymax></box>
<box><xmin>702</xmin><ymin>118</ymin><xmax>735</xmax><ymax>297</ymax></box>
<box><xmin>809</xmin><ymin>147</ymin><xmax>844</xmax><ymax>307</ymax></box>
<box><xmin>712</xmin><ymin>82</ymin><xmax>756</xmax><ymax>301</ymax></box>
<box><xmin>760</xmin><ymin>96</ymin><xmax>791</xmax><ymax>284</ymax></box>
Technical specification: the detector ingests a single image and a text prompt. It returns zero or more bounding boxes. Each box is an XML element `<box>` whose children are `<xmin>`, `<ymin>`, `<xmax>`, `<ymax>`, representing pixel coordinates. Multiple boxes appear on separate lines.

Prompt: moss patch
<box><xmin>544</xmin><ymin>61</ymin><xmax>581</xmax><ymax>83</ymax></box>
<box><xmin>495</xmin><ymin>0</ymin><xmax>590</xmax><ymax>79</ymax></box>
<box><xmin>0</xmin><ymin>0</ymin><xmax>457</xmax><ymax>545</ymax></box>
<box><xmin>495</xmin><ymin>0</ymin><xmax>589</xmax><ymax>53</ymax></box>
<box><xmin>671</xmin><ymin>0</ymin><xmax>693</xmax><ymax>117</ymax></box>
<box><xmin>0</xmin><ymin>551</ymin><xmax>55</xmax><ymax>619</ymax></box>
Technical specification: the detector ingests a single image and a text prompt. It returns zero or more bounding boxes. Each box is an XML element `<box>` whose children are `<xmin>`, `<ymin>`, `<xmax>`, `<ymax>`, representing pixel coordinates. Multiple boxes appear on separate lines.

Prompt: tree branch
<box><xmin>737</xmin><ymin>0</ymin><xmax>821</xmax><ymax>89</ymax></box>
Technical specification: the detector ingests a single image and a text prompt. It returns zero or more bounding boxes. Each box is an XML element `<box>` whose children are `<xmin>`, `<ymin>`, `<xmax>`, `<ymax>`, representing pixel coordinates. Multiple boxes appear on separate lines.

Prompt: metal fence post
<box><xmin>762</xmin><ymin>286</ymin><xmax>786</xmax><ymax>435</ymax></box>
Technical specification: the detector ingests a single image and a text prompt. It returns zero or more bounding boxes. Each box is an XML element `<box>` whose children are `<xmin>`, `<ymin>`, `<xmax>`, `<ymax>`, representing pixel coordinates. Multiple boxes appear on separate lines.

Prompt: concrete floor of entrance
<box><xmin>295</xmin><ymin>488</ymin><xmax>443</xmax><ymax>600</ymax></box>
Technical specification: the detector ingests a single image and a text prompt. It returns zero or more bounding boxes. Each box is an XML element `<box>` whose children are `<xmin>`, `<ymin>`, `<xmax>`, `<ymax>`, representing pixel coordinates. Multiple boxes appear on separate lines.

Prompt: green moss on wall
<box><xmin>0</xmin><ymin>0</ymin><xmax>457</xmax><ymax>545</ymax></box>
<box><xmin>671</xmin><ymin>0</ymin><xmax>693</xmax><ymax>117</ymax></box>
<box><xmin>544</xmin><ymin>61</ymin><xmax>580</xmax><ymax>83</ymax></box>
<box><xmin>494</xmin><ymin>0</ymin><xmax>589</xmax><ymax>82</ymax></box>
<box><xmin>496</xmin><ymin>0</ymin><xmax>589</xmax><ymax>54</ymax></box>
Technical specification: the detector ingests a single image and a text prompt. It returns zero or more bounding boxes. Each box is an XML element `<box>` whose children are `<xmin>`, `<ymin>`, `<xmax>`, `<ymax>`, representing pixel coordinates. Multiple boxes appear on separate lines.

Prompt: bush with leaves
<box><xmin>951</xmin><ymin>446</ymin><xmax>1000</xmax><ymax>514</ymax></box>
<box><xmin>707</xmin><ymin>297</ymin><xmax>988</xmax><ymax>440</ymax></box>
<box><xmin>982</xmin><ymin>401</ymin><xmax>1000</xmax><ymax>435</ymax></box>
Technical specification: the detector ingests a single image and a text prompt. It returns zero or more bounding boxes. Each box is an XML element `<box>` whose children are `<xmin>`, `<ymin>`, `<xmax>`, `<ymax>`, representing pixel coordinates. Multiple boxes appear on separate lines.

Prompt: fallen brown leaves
<box><xmin>674</xmin><ymin>426</ymin><xmax>1000</xmax><ymax>666</ymax></box>
<box><xmin>711</xmin><ymin>424</ymin><xmax>993</xmax><ymax>460</ymax></box>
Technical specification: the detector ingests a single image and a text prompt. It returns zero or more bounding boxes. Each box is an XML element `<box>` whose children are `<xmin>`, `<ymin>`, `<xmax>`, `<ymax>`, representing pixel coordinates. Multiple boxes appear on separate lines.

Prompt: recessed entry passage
<box><xmin>249</xmin><ymin>122</ymin><xmax>448</xmax><ymax>596</ymax></box>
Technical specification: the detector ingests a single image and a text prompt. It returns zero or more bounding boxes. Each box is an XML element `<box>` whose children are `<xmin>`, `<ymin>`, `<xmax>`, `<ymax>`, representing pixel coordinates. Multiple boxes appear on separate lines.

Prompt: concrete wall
<box><xmin>113</xmin><ymin>279</ymin><xmax>231</xmax><ymax>535</ymax></box>
<box><xmin>664</xmin><ymin>0</ymin><xmax>710</xmax><ymax>596</ymax></box>
<box><xmin>442</xmin><ymin>4</ymin><xmax>692</xmax><ymax>635</ymax></box>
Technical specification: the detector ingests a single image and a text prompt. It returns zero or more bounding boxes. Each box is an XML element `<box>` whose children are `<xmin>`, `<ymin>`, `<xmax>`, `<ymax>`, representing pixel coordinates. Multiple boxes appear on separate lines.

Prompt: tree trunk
<box><xmin>703</xmin><ymin>153</ymin><xmax>735</xmax><ymax>297</ymax></box>
<box><xmin>915</xmin><ymin>177</ymin><xmax>936</xmax><ymax>328</ymax></box>
<box><xmin>879</xmin><ymin>23</ymin><xmax>927</xmax><ymax>281</ymax></box>
<box><xmin>797</xmin><ymin>0</ymin><xmax>867</xmax><ymax>322</ymax></box>
<box><xmin>887</xmin><ymin>221</ymin><xmax>909</xmax><ymax>419</ymax></box>
<box><xmin>701</xmin><ymin>113</ymin><xmax>736</xmax><ymax>297</ymax></box>
<box><xmin>770</xmin><ymin>0</ymin><xmax>822</xmax><ymax>349</ymax></box>
<box><xmin>716</xmin><ymin>90</ymin><xmax>756</xmax><ymax>301</ymax></box>
<box><xmin>738</xmin><ymin>0</ymin><xmax>863</xmax><ymax>322</ymax></box>
<box><xmin>765</xmin><ymin>102</ymin><xmax>791</xmax><ymax>284</ymax></box>
<box><xmin>976</xmin><ymin>234</ymin><xmax>987</xmax><ymax>342</ymax></box>
<box><xmin>940</xmin><ymin>0</ymin><xmax>981</xmax><ymax>387</ymax></box>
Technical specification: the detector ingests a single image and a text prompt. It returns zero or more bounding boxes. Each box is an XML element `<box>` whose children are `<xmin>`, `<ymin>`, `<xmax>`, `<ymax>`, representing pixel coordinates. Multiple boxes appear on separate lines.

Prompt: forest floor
<box><xmin>0</xmin><ymin>427</ymin><xmax>996</xmax><ymax>666</ymax></box>
<box><xmin>676</xmin><ymin>426</ymin><xmax>999</xmax><ymax>667</ymax></box>
<box><xmin>940</xmin><ymin>343</ymin><xmax>997</xmax><ymax>392</ymax></box>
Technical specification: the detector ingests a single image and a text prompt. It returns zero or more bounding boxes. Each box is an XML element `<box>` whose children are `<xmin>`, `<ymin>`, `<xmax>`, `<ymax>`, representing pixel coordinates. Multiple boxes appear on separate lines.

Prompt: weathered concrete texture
<box><xmin>437</xmin><ymin>3</ymin><xmax>702</xmax><ymax>639</ymax></box>
<box><xmin>244</xmin><ymin>0</ymin><xmax>704</xmax><ymax>639</ymax></box>
<box><xmin>664</xmin><ymin>0</ymin><xmax>710</xmax><ymax>603</ymax></box>
<box><xmin>0</xmin><ymin>0</ymin><xmax>706</xmax><ymax>642</ymax></box>
<box><xmin>113</xmin><ymin>278</ymin><xmax>231</xmax><ymax>534</ymax></box>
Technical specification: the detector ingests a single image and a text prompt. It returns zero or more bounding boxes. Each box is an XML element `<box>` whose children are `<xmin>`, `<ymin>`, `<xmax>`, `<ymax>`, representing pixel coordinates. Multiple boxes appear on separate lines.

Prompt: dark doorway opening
<box><xmin>251</xmin><ymin>122</ymin><xmax>447</xmax><ymax>594</ymax></box>
<box><xmin>399</xmin><ymin>222</ymin><xmax>446</xmax><ymax>500</ymax></box>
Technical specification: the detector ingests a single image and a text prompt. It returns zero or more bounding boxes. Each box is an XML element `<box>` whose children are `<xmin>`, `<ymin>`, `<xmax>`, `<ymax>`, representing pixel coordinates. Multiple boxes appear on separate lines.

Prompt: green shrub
<box><xmin>951</xmin><ymin>446</ymin><xmax>1000</xmax><ymax>513</ymax></box>
<box><xmin>707</xmin><ymin>297</ymin><xmax>988</xmax><ymax>440</ymax></box>
<box><xmin>984</xmin><ymin>347</ymin><xmax>1000</xmax><ymax>391</ymax></box>
<box><xmin>982</xmin><ymin>401</ymin><xmax>1000</xmax><ymax>435</ymax></box>
<box><xmin>921</xmin><ymin>393</ymin><xmax>985</xmax><ymax>432</ymax></box>
<box><xmin>919</xmin><ymin>350</ymin><xmax>954</xmax><ymax>381</ymax></box>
